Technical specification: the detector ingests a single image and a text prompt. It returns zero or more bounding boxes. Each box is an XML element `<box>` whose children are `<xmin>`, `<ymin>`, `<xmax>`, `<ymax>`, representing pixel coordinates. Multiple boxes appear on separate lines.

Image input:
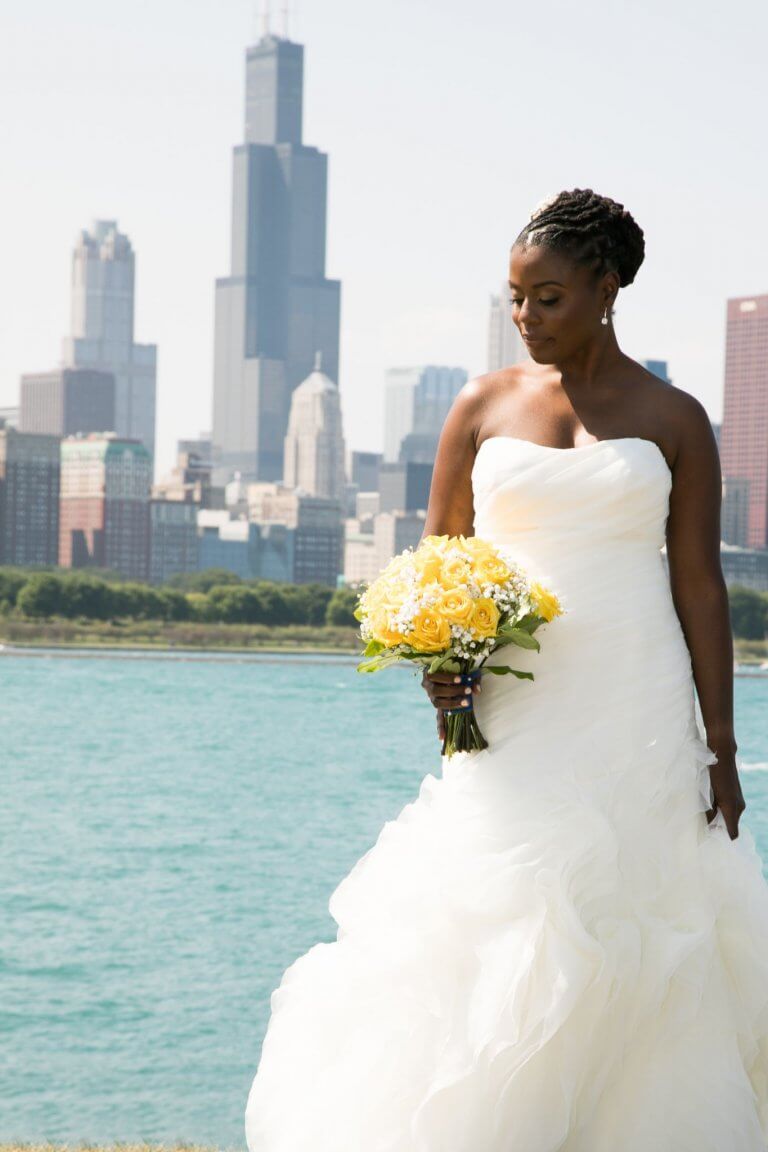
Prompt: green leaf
<box><xmin>482</xmin><ymin>665</ymin><xmax>535</xmax><ymax>680</ymax></box>
<box><xmin>363</xmin><ymin>638</ymin><xmax>385</xmax><ymax>657</ymax></box>
<box><xmin>513</xmin><ymin>612</ymin><xmax>541</xmax><ymax>633</ymax></box>
<box><xmin>427</xmin><ymin>650</ymin><xmax>459</xmax><ymax>673</ymax></box>
<box><xmin>357</xmin><ymin>648</ymin><xmax>408</xmax><ymax>673</ymax></box>
<box><xmin>493</xmin><ymin>629</ymin><xmax>541</xmax><ymax>651</ymax></box>
<box><xmin>502</xmin><ymin>631</ymin><xmax>538</xmax><ymax>649</ymax></box>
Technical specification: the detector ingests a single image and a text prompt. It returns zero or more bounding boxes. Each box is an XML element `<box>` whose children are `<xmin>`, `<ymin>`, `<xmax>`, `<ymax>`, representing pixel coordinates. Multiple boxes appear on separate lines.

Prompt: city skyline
<box><xmin>2</xmin><ymin>0</ymin><xmax>768</xmax><ymax>479</ymax></box>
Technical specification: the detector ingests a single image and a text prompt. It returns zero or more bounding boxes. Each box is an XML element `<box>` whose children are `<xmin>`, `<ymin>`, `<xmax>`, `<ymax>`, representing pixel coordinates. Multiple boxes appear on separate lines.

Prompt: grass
<box><xmin>0</xmin><ymin>617</ymin><xmax>361</xmax><ymax>653</ymax></box>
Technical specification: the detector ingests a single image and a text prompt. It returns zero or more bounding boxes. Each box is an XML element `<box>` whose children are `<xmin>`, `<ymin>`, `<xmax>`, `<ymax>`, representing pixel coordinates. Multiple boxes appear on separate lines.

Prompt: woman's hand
<box><xmin>420</xmin><ymin>670</ymin><xmax>482</xmax><ymax>742</ymax></box>
<box><xmin>706</xmin><ymin>750</ymin><xmax>746</xmax><ymax>839</ymax></box>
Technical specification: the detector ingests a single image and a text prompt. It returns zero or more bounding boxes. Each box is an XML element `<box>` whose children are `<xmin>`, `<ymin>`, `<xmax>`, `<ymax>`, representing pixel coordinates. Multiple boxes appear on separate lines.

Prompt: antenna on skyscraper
<box><xmin>281</xmin><ymin>2</ymin><xmax>290</xmax><ymax>39</ymax></box>
<box><xmin>252</xmin><ymin>1</ymin><xmax>270</xmax><ymax>41</ymax></box>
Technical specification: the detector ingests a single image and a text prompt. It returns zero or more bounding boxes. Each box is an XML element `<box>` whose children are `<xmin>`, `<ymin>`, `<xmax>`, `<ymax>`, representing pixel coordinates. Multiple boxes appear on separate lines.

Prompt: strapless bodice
<box><xmin>472</xmin><ymin>436</ymin><xmax>672</xmax><ymax>557</ymax></box>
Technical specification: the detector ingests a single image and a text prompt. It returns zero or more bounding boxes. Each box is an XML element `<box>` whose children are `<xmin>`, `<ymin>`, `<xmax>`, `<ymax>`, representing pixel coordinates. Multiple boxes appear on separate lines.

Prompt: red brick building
<box><xmin>59</xmin><ymin>433</ymin><xmax>151</xmax><ymax>580</ymax></box>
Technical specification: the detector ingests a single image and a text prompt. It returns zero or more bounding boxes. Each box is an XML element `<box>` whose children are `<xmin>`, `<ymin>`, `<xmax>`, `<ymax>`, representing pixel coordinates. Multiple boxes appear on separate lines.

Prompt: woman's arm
<box><xmin>420</xmin><ymin>378</ymin><xmax>483</xmax><ymax>539</ymax></box>
<box><xmin>419</xmin><ymin>380</ymin><xmax>484</xmax><ymax>740</ymax></box>
<box><xmin>665</xmin><ymin>395</ymin><xmax>745</xmax><ymax>839</ymax></box>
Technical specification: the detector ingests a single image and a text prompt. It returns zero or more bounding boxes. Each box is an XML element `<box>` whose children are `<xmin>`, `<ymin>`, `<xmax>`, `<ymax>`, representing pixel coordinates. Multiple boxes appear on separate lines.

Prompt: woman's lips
<box><xmin>523</xmin><ymin>335</ymin><xmax>551</xmax><ymax>344</ymax></box>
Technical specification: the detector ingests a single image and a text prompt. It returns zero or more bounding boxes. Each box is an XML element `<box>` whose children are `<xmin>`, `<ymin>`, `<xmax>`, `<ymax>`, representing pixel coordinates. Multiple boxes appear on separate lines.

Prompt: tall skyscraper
<box><xmin>487</xmin><ymin>284</ymin><xmax>526</xmax><ymax>371</ymax></box>
<box><xmin>61</xmin><ymin>221</ymin><xmax>157</xmax><ymax>465</ymax></box>
<box><xmin>720</xmin><ymin>294</ymin><xmax>768</xmax><ymax>550</ymax></box>
<box><xmin>283</xmin><ymin>353</ymin><xmax>346</xmax><ymax>499</ymax></box>
<box><xmin>383</xmin><ymin>366</ymin><xmax>467</xmax><ymax>463</ymax></box>
<box><xmin>212</xmin><ymin>30</ymin><xmax>341</xmax><ymax>484</ymax></box>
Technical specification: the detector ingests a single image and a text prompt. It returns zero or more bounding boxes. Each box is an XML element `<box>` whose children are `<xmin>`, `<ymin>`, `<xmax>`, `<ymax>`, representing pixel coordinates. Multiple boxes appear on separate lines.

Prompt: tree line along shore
<box><xmin>0</xmin><ymin>566</ymin><xmax>766</xmax><ymax>659</ymax></box>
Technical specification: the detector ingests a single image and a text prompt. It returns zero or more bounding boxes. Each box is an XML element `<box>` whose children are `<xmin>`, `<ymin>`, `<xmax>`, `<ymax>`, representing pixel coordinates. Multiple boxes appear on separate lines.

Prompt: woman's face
<box><xmin>508</xmin><ymin>241</ymin><xmax>614</xmax><ymax>363</ymax></box>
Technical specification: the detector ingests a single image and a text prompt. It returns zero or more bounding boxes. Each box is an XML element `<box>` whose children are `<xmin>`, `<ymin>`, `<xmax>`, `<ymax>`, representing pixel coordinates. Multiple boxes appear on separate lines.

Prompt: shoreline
<box><xmin>0</xmin><ymin>620</ymin><xmax>765</xmax><ymax>667</ymax></box>
<box><xmin>0</xmin><ymin>635</ymin><xmax>766</xmax><ymax>673</ymax></box>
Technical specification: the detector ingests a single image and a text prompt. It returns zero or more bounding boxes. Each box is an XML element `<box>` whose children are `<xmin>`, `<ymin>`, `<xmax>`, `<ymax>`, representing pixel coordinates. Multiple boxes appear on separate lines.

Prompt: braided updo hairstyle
<box><xmin>513</xmin><ymin>188</ymin><xmax>646</xmax><ymax>290</ymax></box>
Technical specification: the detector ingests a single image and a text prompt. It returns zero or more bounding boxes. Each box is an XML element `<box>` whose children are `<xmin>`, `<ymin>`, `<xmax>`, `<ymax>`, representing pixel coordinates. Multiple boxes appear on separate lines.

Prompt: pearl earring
<box><xmin>601</xmin><ymin>307</ymin><xmax>609</xmax><ymax>326</ymax></box>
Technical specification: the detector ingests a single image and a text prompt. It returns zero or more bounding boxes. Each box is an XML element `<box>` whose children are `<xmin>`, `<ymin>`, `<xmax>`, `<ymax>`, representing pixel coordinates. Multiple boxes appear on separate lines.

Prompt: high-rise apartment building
<box><xmin>59</xmin><ymin>433</ymin><xmax>152</xmax><ymax>580</ymax></box>
<box><xmin>720</xmin><ymin>294</ymin><xmax>768</xmax><ymax>550</ymax></box>
<box><xmin>20</xmin><ymin>367</ymin><xmax>115</xmax><ymax>438</ymax></box>
<box><xmin>212</xmin><ymin>31</ymin><xmax>341</xmax><ymax>484</ymax></box>
<box><xmin>61</xmin><ymin>221</ymin><xmax>157</xmax><ymax>464</ymax></box>
<box><xmin>0</xmin><ymin>426</ymin><xmax>60</xmax><ymax>567</ymax></box>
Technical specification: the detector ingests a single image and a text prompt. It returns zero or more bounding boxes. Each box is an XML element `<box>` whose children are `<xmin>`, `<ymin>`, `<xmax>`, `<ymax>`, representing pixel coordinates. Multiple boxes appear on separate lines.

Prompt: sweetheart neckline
<box><xmin>475</xmin><ymin>435</ymin><xmax>672</xmax><ymax>480</ymax></box>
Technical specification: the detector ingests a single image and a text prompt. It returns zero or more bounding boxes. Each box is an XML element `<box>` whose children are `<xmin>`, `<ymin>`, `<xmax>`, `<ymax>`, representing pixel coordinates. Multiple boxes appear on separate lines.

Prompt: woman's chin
<box><xmin>526</xmin><ymin>346</ymin><xmax>555</xmax><ymax>363</ymax></box>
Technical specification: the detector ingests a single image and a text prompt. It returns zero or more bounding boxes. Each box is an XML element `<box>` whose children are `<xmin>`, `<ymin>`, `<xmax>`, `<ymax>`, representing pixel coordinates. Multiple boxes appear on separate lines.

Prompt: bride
<box><xmin>245</xmin><ymin>188</ymin><xmax>768</xmax><ymax>1150</ymax></box>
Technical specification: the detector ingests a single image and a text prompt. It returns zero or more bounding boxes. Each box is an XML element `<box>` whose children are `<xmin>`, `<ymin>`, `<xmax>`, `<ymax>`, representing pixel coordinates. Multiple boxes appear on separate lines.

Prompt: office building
<box><xmin>59</xmin><ymin>433</ymin><xmax>151</xmax><ymax>580</ymax></box>
<box><xmin>153</xmin><ymin>446</ymin><xmax>225</xmax><ymax>509</ymax></box>
<box><xmin>642</xmin><ymin>359</ymin><xmax>671</xmax><ymax>384</ymax></box>
<box><xmin>247</xmin><ymin>482</ymin><xmax>342</xmax><ymax>585</ymax></box>
<box><xmin>283</xmin><ymin>354</ymin><xmax>346</xmax><ymax>499</ymax></box>
<box><xmin>720</xmin><ymin>294</ymin><xmax>768</xmax><ymax>549</ymax></box>
<box><xmin>350</xmin><ymin>450</ymin><xmax>382</xmax><ymax>493</ymax></box>
<box><xmin>373</xmin><ymin>510</ymin><xmax>427</xmax><ymax>571</ymax></box>
<box><xmin>20</xmin><ymin>367</ymin><xmax>115</xmax><ymax>437</ymax></box>
<box><xmin>487</xmin><ymin>284</ymin><xmax>526</xmax><ymax>372</ymax></box>
<box><xmin>0</xmin><ymin>427</ymin><xmax>60</xmax><ymax>567</ymax></box>
<box><xmin>149</xmin><ymin>500</ymin><xmax>199</xmax><ymax>585</ymax></box>
<box><xmin>61</xmin><ymin>221</ymin><xmax>157</xmax><ymax>463</ymax></box>
<box><xmin>383</xmin><ymin>366</ymin><xmax>466</xmax><ymax>464</ymax></box>
<box><xmin>378</xmin><ymin>461</ymin><xmax>433</xmax><ymax>514</ymax></box>
<box><xmin>211</xmin><ymin>30</ymin><xmax>341</xmax><ymax>483</ymax></box>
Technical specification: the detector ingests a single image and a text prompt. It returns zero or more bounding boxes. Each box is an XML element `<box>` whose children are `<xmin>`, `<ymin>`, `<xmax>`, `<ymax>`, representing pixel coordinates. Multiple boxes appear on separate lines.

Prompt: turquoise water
<box><xmin>1</xmin><ymin>649</ymin><xmax>766</xmax><ymax>1149</ymax></box>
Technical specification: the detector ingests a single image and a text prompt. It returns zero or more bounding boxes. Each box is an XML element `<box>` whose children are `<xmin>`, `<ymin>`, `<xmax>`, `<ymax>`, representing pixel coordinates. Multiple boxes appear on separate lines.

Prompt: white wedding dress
<box><xmin>245</xmin><ymin>436</ymin><xmax>768</xmax><ymax>1151</ymax></box>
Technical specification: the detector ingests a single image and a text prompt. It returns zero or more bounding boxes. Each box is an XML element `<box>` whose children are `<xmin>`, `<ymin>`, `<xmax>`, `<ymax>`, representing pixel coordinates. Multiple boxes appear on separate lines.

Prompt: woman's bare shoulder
<box><xmin>451</xmin><ymin>366</ymin><xmax>527</xmax><ymax>444</ymax></box>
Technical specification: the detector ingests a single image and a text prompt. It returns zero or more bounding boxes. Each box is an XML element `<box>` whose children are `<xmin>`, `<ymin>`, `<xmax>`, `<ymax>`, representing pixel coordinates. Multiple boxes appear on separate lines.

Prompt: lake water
<box><xmin>1</xmin><ymin>648</ymin><xmax>767</xmax><ymax>1149</ymax></box>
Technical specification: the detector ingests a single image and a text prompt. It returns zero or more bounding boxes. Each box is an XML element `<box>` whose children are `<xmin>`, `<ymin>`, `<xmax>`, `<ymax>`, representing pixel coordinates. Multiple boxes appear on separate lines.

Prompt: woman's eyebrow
<box><xmin>508</xmin><ymin>280</ymin><xmax>566</xmax><ymax>289</ymax></box>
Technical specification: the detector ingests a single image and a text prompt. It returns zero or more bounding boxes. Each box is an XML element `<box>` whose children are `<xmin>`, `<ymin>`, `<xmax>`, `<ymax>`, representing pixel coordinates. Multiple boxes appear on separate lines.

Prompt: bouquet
<box><xmin>353</xmin><ymin>534</ymin><xmax>564</xmax><ymax>758</ymax></box>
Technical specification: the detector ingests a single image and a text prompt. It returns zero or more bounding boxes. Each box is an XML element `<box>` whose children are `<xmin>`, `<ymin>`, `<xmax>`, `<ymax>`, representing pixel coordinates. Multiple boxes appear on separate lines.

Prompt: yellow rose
<box><xmin>469</xmin><ymin>596</ymin><xmax>500</xmax><ymax>639</ymax></box>
<box><xmin>474</xmin><ymin>554</ymin><xmax>512</xmax><ymax>585</ymax></box>
<box><xmin>435</xmin><ymin>586</ymin><xmax>474</xmax><ymax>625</ymax></box>
<box><xmin>529</xmin><ymin>581</ymin><xmax>562</xmax><ymax>622</ymax></box>
<box><xmin>381</xmin><ymin>553</ymin><xmax>411</xmax><ymax>579</ymax></box>
<box><xmin>421</xmin><ymin>534</ymin><xmax>451</xmax><ymax>553</ymax></box>
<box><xmin>458</xmin><ymin>536</ymin><xmax>495</xmax><ymax>560</ymax></box>
<box><xmin>409</xmin><ymin>608</ymin><xmax>451</xmax><ymax>653</ymax></box>
<box><xmin>369</xmin><ymin>606</ymin><xmax>407</xmax><ymax>646</ymax></box>
<box><xmin>413</xmin><ymin>544</ymin><xmax>445</xmax><ymax>585</ymax></box>
<box><xmin>437</xmin><ymin>555</ymin><xmax>471</xmax><ymax>590</ymax></box>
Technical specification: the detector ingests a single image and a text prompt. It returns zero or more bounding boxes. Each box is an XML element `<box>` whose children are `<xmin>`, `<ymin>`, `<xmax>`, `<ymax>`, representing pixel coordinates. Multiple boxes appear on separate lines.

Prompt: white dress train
<box><xmin>245</xmin><ymin>436</ymin><xmax>768</xmax><ymax>1151</ymax></box>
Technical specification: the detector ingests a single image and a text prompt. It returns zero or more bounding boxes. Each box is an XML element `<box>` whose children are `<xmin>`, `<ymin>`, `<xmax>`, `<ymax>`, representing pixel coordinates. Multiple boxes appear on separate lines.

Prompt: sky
<box><xmin>1</xmin><ymin>0</ymin><xmax>767</xmax><ymax>478</ymax></box>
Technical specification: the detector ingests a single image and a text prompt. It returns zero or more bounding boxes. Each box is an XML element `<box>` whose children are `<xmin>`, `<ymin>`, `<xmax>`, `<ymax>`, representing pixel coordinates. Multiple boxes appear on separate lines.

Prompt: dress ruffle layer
<box><xmin>246</xmin><ymin>719</ymin><xmax>768</xmax><ymax>1151</ymax></box>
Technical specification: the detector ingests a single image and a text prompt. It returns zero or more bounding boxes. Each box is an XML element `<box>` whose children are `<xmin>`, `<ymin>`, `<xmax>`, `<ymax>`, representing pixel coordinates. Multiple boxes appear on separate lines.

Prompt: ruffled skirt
<box><xmin>245</xmin><ymin>709</ymin><xmax>768</xmax><ymax>1151</ymax></box>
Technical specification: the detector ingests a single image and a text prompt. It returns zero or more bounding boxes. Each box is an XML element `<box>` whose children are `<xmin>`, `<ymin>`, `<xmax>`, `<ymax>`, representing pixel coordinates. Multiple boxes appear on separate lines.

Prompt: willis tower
<box><xmin>212</xmin><ymin>28</ymin><xmax>341</xmax><ymax>483</ymax></box>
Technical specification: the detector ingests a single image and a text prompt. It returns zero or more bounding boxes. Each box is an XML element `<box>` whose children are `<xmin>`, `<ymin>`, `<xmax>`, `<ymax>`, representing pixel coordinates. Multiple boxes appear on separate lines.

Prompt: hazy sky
<box><xmin>1</xmin><ymin>0</ymin><xmax>766</xmax><ymax>476</ymax></box>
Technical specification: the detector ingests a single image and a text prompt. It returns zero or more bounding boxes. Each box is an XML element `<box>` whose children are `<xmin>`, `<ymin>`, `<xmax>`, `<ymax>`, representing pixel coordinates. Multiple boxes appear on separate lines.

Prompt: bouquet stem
<box><xmin>441</xmin><ymin>670</ymin><xmax>488</xmax><ymax>758</ymax></box>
